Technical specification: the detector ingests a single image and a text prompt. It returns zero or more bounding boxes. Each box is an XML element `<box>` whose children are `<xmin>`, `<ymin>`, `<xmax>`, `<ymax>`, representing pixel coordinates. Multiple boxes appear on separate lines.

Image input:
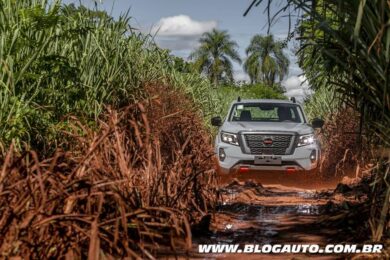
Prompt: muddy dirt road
<box><xmin>192</xmin><ymin>171</ymin><xmax>365</xmax><ymax>259</ymax></box>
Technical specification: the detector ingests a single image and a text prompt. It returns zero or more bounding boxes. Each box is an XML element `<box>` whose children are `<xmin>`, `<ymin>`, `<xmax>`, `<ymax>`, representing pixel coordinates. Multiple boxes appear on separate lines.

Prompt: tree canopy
<box><xmin>189</xmin><ymin>29</ymin><xmax>242</xmax><ymax>85</ymax></box>
<box><xmin>244</xmin><ymin>34</ymin><xmax>289</xmax><ymax>86</ymax></box>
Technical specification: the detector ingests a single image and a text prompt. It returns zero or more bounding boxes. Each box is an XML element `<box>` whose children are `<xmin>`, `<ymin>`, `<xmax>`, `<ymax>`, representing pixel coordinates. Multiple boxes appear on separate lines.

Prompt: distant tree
<box><xmin>189</xmin><ymin>29</ymin><xmax>241</xmax><ymax>86</ymax></box>
<box><xmin>62</xmin><ymin>3</ymin><xmax>110</xmax><ymax>20</ymax></box>
<box><xmin>244</xmin><ymin>34</ymin><xmax>289</xmax><ymax>86</ymax></box>
<box><xmin>171</xmin><ymin>56</ymin><xmax>194</xmax><ymax>73</ymax></box>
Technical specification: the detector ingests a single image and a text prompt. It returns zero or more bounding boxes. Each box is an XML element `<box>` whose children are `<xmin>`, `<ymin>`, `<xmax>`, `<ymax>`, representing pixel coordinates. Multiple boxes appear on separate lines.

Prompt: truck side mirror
<box><xmin>312</xmin><ymin>118</ymin><xmax>324</xmax><ymax>129</ymax></box>
<box><xmin>211</xmin><ymin>116</ymin><xmax>222</xmax><ymax>127</ymax></box>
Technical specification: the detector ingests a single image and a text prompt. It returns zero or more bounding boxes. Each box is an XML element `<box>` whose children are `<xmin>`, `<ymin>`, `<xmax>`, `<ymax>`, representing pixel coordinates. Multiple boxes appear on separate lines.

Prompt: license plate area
<box><xmin>254</xmin><ymin>156</ymin><xmax>282</xmax><ymax>165</ymax></box>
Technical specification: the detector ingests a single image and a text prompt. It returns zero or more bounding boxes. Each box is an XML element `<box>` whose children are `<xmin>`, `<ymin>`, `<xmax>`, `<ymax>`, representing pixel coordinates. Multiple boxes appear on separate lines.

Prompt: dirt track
<box><xmin>191</xmin><ymin>171</ymin><xmax>364</xmax><ymax>259</ymax></box>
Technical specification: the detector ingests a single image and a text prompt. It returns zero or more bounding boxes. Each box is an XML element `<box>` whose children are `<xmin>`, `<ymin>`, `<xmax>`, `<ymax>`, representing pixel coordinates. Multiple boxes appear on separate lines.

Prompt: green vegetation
<box><xmin>212</xmin><ymin>83</ymin><xmax>286</xmax><ymax>117</ymax></box>
<box><xmin>246</xmin><ymin>0</ymin><xmax>390</xmax><ymax>242</ymax></box>
<box><xmin>304</xmin><ymin>87</ymin><xmax>342</xmax><ymax>121</ymax></box>
<box><xmin>244</xmin><ymin>35</ymin><xmax>289</xmax><ymax>86</ymax></box>
<box><xmin>187</xmin><ymin>30</ymin><xmax>288</xmax><ymax>118</ymax></box>
<box><xmin>245</xmin><ymin>0</ymin><xmax>389</xmax><ymax>146</ymax></box>
<box><xmin>303</xmin><ymin>0</ymin><xmax>388</xmax><ymax>146</ymax></box>
<box><xmin>0</xmin><ymin>0</ymin><xmax>222</xmax><ymax>152</ymax></box>
<box><xmin>0</xmin><ymin>0</ymin><xmax>287</xmax><ymax>153</ymax></box>
<box><xmin>0</xmin><ymin>2</ymin><xmax>286</xmax><ymax>256</ymax></box>
<box><xmin>189</xmin><ymin>29</ymin><xmax>242</xmax><ymax>86</ymax></box>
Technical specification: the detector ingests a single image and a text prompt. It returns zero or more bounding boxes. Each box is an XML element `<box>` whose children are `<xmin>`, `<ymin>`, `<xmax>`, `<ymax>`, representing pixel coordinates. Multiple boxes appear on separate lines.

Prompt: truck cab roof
<box><xmin>232</xmin><ymin>99</ymin><xmax>296</xmax><ymax>105</ymax></box>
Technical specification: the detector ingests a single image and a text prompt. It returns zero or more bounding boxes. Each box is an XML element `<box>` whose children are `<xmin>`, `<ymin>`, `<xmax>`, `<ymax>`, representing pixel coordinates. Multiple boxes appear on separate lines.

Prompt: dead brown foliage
<box><xmin>0</xmin><ymin>85</ymin><xmax>217</xmax><ymax>258</ymax></box>
<box><xmin>318</xmin><ymin>108</ymin><xmax>363</xmax><ymax>176</ymax></box>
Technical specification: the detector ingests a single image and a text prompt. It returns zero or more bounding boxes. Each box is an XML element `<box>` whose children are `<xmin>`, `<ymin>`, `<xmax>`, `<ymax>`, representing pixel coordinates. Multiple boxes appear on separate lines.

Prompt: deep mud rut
<box><xmin>190</xmin><ymin>171</ymin><xmax>363</xmax><ymax>259</ymax></box>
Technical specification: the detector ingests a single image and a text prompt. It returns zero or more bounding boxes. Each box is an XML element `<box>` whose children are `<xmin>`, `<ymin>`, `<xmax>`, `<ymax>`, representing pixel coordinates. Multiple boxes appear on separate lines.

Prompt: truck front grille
<box><xmin>244</xmin><ymin>134</ymin><xmax>293</xmax><ymax>155</ymax></box>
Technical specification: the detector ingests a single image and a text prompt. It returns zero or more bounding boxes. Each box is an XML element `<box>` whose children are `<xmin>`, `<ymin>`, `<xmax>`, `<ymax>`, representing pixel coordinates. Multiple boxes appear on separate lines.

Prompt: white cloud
<box><xmin>282</xmin><ymin>75</ymin><xmax>312</xmax><ymax>101</ymax></box>
<box><xmin>155</xmin><ymin>36</ymin><xmax>201</xmax><ymax>51</ymax></box>
<box><xmin>151</xmin><ymin>15</ymin><xmax>217</xmax><ymax>52</ymax></box>
<box><xmin>152</xmin><ymin>15</ymin><xmax>217</xmax><ymax>36</ymax></box>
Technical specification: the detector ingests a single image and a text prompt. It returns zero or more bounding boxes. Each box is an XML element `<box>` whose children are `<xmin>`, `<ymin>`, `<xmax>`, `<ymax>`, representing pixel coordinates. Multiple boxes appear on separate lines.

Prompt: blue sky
<box><xmin>62</xmin><ymin>0</ymin><xmax>310</xmax><ymax>99</ymax></box>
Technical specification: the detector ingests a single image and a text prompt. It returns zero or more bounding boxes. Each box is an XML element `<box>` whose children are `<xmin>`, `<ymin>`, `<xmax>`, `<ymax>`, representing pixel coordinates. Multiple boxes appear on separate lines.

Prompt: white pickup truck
<box><xmin>211</xmin><ymin>98</ymin><xmax>324</xmax><ymax>174</ymax></box>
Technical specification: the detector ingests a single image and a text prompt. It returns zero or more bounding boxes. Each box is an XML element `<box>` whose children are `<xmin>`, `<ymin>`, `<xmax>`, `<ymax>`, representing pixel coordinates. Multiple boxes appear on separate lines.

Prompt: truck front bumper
<box><xmin>216</xmin><ymin>143</ymin><xmax>320</xmax><ymax>174</ymax></box>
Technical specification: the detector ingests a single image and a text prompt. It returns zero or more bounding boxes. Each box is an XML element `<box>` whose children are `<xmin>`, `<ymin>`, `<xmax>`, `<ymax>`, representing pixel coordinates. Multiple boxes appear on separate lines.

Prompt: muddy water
<box><xmin>192</xmin><ymin>171</ymin><xmax>359</xmax><ymax>259</ymax></box>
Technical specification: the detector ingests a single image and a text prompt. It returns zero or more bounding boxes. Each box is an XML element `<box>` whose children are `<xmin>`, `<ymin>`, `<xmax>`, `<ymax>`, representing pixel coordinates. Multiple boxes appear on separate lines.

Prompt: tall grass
<box><xmin>246</xmin><ymin>0</ymin><xmax>389</xmax><ymax>146</ymax></box>
<box><xmin>246</xmin><ymin>0</ymin><xmax>390</xmax><ymax>241</ymax></box>
<box><xmin>304</xmin><ymin>86</ymin><xmax>342</xmax><ymax>121</ymax></box>
<box><xmin>0</xmin><ymin>0</ymin><xmax>221</xmax><ymax>152</ymax></box>
<box><xmin>0</xmin><ymin>2</ymin><xmax>222</xmax><ymax>256</ymax></box>
<box><xmin>0</xmin><ymin>86</ymin><xmax>218</xmax><ymax>258</ymax></box>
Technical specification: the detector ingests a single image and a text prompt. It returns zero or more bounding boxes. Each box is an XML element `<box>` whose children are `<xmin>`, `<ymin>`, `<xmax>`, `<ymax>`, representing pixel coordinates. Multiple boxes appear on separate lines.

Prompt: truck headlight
<box><xmin>297</xmin><ymin>134</ymin><xmax>315</xmax><ymax>147</ymax></box>
<box><xmin>221</xmin><ymin>132</ymin><xmax>239</xmax><ymax>146</ymax></box>
<box><xmin>219</xmin><ymin>148</ymin><xmax>226</xmax><ymax>161</ymax></box>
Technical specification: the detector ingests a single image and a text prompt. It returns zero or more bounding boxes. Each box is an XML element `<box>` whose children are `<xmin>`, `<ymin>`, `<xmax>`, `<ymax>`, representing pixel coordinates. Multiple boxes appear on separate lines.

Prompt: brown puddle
<box><xmin>189</xmin><ymin>170</ymin><xmax>362</xmax><ymax>259</ymax></box>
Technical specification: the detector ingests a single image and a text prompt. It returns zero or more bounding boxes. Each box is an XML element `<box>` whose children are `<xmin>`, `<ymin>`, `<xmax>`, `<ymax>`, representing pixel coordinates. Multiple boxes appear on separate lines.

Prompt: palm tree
<box><xmin>244</xmin><ymin>35</ymin><xmax>289</xmax><ymax>86</ymax></box>
<box><xmin>190</xmin><ymin>29</ymin><xmax>241</xmax><ymax>85</ymax></box>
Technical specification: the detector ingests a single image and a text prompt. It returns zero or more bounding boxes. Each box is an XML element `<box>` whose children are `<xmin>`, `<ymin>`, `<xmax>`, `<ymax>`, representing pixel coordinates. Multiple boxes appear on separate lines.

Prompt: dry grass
<box><xmin>0</xmin><ymin>85</ymin><xmax>218</xmax><ymax>258</ymax></box>
<box><xmin>318</xmin><ymin>108</ymin><xmax>390</xmax><ymax>244</ymax></box>
<box><xmin>318</xmin><ymin>108</ymin><xmax>363</xmax><ymax>176</ymax></box>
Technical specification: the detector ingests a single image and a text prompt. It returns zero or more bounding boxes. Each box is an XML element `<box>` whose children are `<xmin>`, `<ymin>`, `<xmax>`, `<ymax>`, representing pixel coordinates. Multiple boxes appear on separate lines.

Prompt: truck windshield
<box><xmin>229</xmin><ymin>103</ymin><xmax>303</xmax><ymax>123</ymax></box>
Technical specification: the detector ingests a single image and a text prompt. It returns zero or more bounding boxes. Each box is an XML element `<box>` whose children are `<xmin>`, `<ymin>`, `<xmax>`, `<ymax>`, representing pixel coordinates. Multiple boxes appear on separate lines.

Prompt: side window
<box><xmin>232</xmin><ymin>104</ymin><xmax>244</xmax><ymax>121</ymax></box>
<box><xmin>291</xmin><ymin>107</ymin><xmax>298</xmax><ymax>121</ymax></box>
<box><xmin>297</xmin><ymin>106</ymin><xmax>306</xmax><ymax>123</ymax></box>
<box><xmin>290</xmin><ymin>106</ymin><xmax>305</xmax><ymax>123</ymax></box>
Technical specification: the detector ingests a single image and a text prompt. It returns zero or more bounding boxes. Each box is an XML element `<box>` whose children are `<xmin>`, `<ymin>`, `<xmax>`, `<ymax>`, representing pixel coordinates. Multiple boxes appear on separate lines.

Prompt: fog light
<box><xmin>286</xmin><ymin>167</ymin><xmax>296</xmax><ymax>174</ymax></box>
<box><xmin>310</xmin><ymin>150</ymin><xmax>317</xmax><ymax>163</ymax></box>
<box><xmin>219</xmin><ymin>148</ymin><xmax>226</xmax><ymax>161</ymax></box>
<box><xmin>239</xmin><ymin>166</ymin><xmax>250</xmax><ymax>173</ymax></box>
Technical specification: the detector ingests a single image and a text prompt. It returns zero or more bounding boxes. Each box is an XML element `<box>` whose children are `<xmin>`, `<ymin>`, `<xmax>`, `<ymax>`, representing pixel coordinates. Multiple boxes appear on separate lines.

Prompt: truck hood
<box><xmin>220</xmin><ymin>121</ymin><xmax>313</xmax><ymax>135</ymax></box>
